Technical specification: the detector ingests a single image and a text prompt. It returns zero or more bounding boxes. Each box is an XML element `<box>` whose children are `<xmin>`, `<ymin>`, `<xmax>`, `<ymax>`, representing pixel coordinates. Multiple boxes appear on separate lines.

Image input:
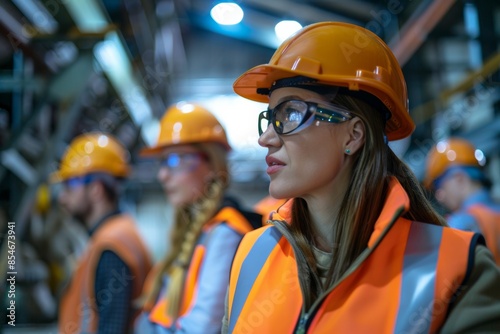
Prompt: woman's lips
<box><xmin>266</xmin><ymin>156</ymin><xmax>285</xmax><ymax>175</ymax></box>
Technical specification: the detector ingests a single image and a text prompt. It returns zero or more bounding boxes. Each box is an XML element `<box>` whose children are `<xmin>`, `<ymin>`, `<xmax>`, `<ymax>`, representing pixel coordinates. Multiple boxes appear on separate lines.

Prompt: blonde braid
<box><xmin>165</xmin><ymin>180</ymin><xmax>225</xmax><ymax>319</ymax></box>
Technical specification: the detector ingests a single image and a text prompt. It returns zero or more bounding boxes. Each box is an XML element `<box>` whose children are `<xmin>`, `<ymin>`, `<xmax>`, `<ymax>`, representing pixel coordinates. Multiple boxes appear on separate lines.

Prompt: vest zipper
<box><xmin>295</xmin><ymin>313</ymin><xmax>309</xmax><ymax>334</ymax></box>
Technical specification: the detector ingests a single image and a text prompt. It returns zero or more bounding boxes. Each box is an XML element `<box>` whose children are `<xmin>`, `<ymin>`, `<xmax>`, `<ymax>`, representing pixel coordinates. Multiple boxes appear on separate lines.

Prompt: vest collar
<box><xmin>368</xmin><ymin>177</ymin><xmax>410</xmax><ymax>247</ymax></box>
<box><xmin>269</xmin><ymin>177</ymin><xmax>410</xmax><ymax>248</ymax></box>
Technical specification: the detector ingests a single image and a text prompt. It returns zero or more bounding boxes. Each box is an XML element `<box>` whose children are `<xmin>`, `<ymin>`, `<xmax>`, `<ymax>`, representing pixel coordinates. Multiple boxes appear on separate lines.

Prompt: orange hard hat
<box><xmin>424</xmin><ymin>138</ymin><xmax>483</xmax><ymax>188</ymax></box>
<box><xmin>141</xmin><ymin>102</ymin><xmax>231</xmax><ymax>156</ymax></box>
<box><xmin>51</xmin><ymin>132</ymin><xmax>130</xmax><ymax>182</ymax></box>
<box><xmin>233</xmin><ymin>21</ymin><xmax>415</xmax><ymax>141</ymax></box>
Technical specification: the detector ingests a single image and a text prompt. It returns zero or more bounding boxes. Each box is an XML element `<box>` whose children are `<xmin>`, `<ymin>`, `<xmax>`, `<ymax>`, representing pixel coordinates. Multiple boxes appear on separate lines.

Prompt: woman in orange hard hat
<box><xmin>425</xmin><ymin>137</ymin><xmax>500</xmax><ymax>265</ymax></box>
<box><xmin>135</xmin><ymin>102</ymin><xmax>261</xmax><ymax>333</ymax></box>
<box><xmin>54</xmin><ymin>132</ymin><xmax>152</xmax><ymax>334</ymax></box>
<box><xmin>222</xmin><ymin>22</ymin><xmax>500</xmax><ymax>333</ymax></box>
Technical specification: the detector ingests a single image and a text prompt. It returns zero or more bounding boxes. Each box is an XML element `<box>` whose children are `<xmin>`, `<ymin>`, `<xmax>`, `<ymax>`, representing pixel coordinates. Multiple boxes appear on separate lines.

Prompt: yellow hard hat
<box><xmin>51</xmin><ymin>132</ymin><xmax>130</xmax><ymax>182</ymax></box>
<box><xmin>233</xmin><ymin>22</ymin><xmax>415</xmax><ymax>141</ymax></box>
<box><xmin>424</xmin><ymin>138</ymin><xmax>483</xmax><ymax>188</ymax></box>
<box><xmin>141</xmin><ymin>102</ymin><xmax>231</xmax><ymax>156</ymax></box>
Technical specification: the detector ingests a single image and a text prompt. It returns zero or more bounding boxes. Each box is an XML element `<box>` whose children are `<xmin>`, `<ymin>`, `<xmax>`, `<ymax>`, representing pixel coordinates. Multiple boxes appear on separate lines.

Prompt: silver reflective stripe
<box><xmin>80</xmin><ymin>291</ymin><xmax>95</xmax><ymax>334</ymax></box>
<box><xmin>228</xmin><ymin>226</ymin><xmax>282</xmax><ymax>333</ymax></box>
<box><xmin>394</xmin><ymin>222</ymin><xmax>442</xmax><ymax>334</ymax></box>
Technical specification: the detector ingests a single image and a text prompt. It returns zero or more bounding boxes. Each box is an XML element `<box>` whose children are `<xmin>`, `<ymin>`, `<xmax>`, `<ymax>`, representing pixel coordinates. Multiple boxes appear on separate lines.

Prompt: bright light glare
<box><xmin>177</xmin><ymin>101</ymin><xmax>196</xmax><ymax>113</ymax></box>
<box><xmin>195</xmin><ymin>95</ymin><xmax>266</xmax><ymax>152</ymax></box>
<box><xmin>210</xmin><ymin>3</ymin><xmax>244</xmax><ymax>25</ymax></box>
<box><xmin>94</xmin><ymin>32</ymin><xmax>152</xmax><ymax>127</ymax></box>
<box><xmin>97</xmin><ymin>135</ymin><xmax>109</xmax><ymax>147</ymax></box>
<box><xmin>63</xmin><ymin>0</ymin><xmax>108</xmax><ymax>32</ymax></box>
<box><xmin>475</xmin><ymin>149</ymin><xmax>486</xmax><ymax>166</ymax></box>
<box><xmin>141</xmin><ymin>118</ymin><xmax>160</xmax><ymax>147</ymax></box>
<box><xmin>275</xmin><ymin>20</ymin><xmax>302</xmax><ymax>42</ymax></box>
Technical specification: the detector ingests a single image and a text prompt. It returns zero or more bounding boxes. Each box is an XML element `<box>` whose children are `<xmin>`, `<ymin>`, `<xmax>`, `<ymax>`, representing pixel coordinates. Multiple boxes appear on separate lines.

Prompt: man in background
<box><xmin>53</xmin><ymin>132</ymin><xmax>152</xmax><ymax>333</ymax></box>
<box><xmin>425</xmin><ymin>137</ymin><xmax>500</xmax><ymax>265</ymax></box>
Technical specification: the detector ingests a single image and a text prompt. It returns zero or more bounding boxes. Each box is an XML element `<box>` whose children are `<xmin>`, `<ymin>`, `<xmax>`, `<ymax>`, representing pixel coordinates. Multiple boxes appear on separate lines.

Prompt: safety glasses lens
<box><xmin>259</xmin><ymin>101</ymin><xmax>309</xmax><ymax>135</ymax></box>
<box><xmin>275</xmin><ymin>100</ymin><xmax>308</xmax><ymax>134</ymax></box>
<box><xmin>161</xmin><ymin>153</ymin><xmax>205</xmax><ymax>171</ymax></box>
<box><xmin>64</xmin><ymin>176</ymin><xmax>93</xmax><ymax>189</ymax></box>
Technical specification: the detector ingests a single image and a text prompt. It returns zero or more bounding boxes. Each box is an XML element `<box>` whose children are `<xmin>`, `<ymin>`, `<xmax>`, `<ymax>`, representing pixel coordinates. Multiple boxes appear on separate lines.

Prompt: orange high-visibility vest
<box><xmin>59</xmin><ymin>214</ymin><xmax>152</xmax><ymax>334</ymax></box>
<box><xmin>467</xmin><ymin>204</ymin><xmax>500</xmax><ymax>265</ymax></box>
<box><xmin>227</xmin><ymin>179</ymin><xmax>480</xmax><ymax>334</ymax></box>
<box><xmin>148</xmin><ymin>206</ymin><xmax>256</xmax><ymax>328</ymax></box>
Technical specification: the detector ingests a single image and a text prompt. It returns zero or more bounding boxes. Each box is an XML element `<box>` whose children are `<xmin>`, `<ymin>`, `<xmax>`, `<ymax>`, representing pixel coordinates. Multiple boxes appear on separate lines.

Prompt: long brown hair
<box><xmin>288</xmin><ymin>93</ymin><xmax>446</xmax><ymax>301</ymax></box>
<box><xmin>141</xmin><ymin>142</ymin><xmax>229</xmax><ymax>319</ymax></box>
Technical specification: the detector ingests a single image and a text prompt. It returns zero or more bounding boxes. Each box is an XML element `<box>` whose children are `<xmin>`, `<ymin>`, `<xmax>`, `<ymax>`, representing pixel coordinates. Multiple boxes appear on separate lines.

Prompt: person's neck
<box><xmin>85</xmin><ymin>201</ymin><xmax>118</xmax><ymax>231</ymax></box>
<box><xmin>305</xmin><ymin>168</ymin><xmax>351</xmax><ymax>253</ymax></box>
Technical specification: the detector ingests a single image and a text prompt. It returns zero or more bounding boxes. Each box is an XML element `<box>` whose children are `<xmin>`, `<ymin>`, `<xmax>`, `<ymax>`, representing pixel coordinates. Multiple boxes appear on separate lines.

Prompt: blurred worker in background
<box><xmin>135</xmin><ymin>102</ymin><xmax>261</xmax><ymax>333</ymax></box>
<box><xmin>425</xmin><ymin>137</ymin><xmax>500</xmax><ymax>265</ymax></box>
<box><xmin>223</xmin><ymin>22</ymin><xmax>500</xmax><ymax>333</ymax></box>
<box><xmin>253</xmin><ymin>194</ymin><xmax>287</xmax><ymax>225</ymax></box>
<box><xmin>53</xmin><ymin>132</ymin><xmax>152</xmax><ymax>334</ymax></box>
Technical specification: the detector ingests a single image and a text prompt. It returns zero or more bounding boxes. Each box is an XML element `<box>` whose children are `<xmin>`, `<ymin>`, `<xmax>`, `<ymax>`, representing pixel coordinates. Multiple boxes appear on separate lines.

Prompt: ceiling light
<box><xmin>210</xmin><ymin>3</ymin><xmax>244</xmax><ymax>25</ymax></box>
<box><xmin>275</xmin><ymin>20</ymin><xmax>302</xmax><ymax>42</ymax></box>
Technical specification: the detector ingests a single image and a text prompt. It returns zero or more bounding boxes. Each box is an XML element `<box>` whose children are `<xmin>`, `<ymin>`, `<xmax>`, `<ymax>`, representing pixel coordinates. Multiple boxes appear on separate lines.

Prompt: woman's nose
<box><xmin>258</xmin><ymin>124</ymin><xmax>280</xmax><ymax>148</ymax></box>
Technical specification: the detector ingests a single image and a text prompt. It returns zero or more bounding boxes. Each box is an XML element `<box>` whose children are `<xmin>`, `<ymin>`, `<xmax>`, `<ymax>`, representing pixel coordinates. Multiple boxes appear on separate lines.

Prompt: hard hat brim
<box><xmin>140</xmin><ymin>141</ymin><xmax>232</xmax><ymax>158</ymax></box>
<box><xmin>233</xmin><ymin>64</ymin><xmax>415</xmax><ymax>141</ymax></box>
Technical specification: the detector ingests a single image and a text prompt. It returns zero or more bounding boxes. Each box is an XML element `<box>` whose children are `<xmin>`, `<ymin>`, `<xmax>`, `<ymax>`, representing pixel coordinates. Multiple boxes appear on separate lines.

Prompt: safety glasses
<box><xmin>160</xmin><ymin>152</ymin><xmax>208</xmax><ymax>172</ymax></box>
<box><xmin>432</xmin><ymin>166</ymin><xmax>479</xmax><ymax>190</ymax></box>
<box><xmin>258</xmin><ymin>99</ymin><xmax>352</xmax><ymax>136</ymax></box>
<box><xmin>63</xmin><ymin>175</ymin><xmax>97</xmax><ymax>189</ymax></box>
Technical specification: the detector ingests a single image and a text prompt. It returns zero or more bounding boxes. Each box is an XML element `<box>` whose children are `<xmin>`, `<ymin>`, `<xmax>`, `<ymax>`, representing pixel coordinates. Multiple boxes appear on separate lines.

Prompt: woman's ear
<box><xmin>344</xmin><ymin>117</ymin><xmax>365</xmax><ymax>155</ymax></box>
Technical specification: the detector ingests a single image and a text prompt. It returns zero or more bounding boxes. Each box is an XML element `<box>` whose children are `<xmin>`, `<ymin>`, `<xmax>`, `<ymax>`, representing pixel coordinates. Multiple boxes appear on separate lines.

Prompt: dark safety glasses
<box><xmin>258</xmin><ymin>99</ymin><xmax>352</xmax><ymax>136</ymax></box>
<box><xmin>160</xmin><ymin>152</ymin><xmax>208</xmax><ymax>172</ymax></box>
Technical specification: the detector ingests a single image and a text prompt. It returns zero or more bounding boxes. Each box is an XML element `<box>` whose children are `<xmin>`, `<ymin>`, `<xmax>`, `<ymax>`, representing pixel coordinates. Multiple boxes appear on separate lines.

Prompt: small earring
<box><xmin>345</xmin><ymin>148</ymin><xmax>351</xmax><ymax>154</ymax></box>
<box><xmin>315</xmin><ymin>120</ymin><xmax>320</xmax><ymax>126</ymax></box>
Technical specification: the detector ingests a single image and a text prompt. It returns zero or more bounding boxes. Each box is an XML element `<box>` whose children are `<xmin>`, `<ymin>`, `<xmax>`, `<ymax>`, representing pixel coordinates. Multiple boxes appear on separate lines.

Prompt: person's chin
<box><xmin>269</xmin><ymin>183</ymin><xmax>292</xmax><ymax>200</ymax></box>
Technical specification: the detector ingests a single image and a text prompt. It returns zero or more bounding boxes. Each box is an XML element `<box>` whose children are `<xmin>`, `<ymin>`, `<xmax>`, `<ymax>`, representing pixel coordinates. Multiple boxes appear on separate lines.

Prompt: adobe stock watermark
<box><xmin>401</xmin><ymin>279</ymin><xmax>467</xmax><ymax>334</ymax></box>
<box><xmin>340</xmin><ymin>0</ymin><xmax>407</xmax><ymax>63</ymax></box>
<box><xmin>438</xmin><ymin>79</ymin><xmax>495</xmax><ymax>131</ymax></box>
<box><xmin>5</xmin><ymin>221</ymin><xmax>17</xmax><ymax>327</ymax></box>
<box><xmin>235</xmin><ymin>268</ymin><xmax>300</xmax><ymax>333</ymax></box>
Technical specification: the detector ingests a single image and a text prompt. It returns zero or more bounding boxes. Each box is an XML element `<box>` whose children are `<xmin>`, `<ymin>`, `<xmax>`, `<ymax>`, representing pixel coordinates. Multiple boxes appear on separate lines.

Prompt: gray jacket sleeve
<box><xmin>440</xmin><ymin>245</ymin><xmax>500</xmax><ymax>333</ymax></box>
<box><xmin>221</xmin><ymin>289</ymin><xmax>230</xmax><ymax>334</ymax></box>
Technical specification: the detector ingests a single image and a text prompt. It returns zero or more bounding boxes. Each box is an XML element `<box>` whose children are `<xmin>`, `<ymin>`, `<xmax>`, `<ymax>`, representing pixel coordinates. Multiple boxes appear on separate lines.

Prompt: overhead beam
<box><xmin>411</xmin><ymin>51</ymin><xmax>500</xmax><ymax>125</ymax></box>
<box><xmin>389</xmin><ymin>0</ymin><xmax>457</xmax><ymax>66</ymax></box>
